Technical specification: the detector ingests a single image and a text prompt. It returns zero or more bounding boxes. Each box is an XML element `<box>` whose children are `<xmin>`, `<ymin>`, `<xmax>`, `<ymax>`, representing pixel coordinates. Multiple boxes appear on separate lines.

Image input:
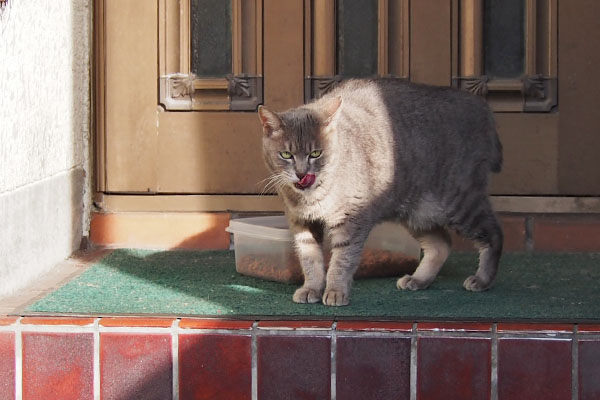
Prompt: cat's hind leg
<box><xmin>454</xmin><ymin>201</ymin><xmax>503</xmax><ymax>291</ymax></box>
<box><xmin>397</xmin><ymin>227</ymin><xmax>451</xmax><ymax>290</ymax></box>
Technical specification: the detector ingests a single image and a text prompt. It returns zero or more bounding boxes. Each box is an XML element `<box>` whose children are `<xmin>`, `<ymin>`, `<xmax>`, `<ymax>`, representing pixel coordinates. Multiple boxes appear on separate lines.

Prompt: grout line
<box><xmin>14</xmin><ymin>317</ymin><xmax>22</xmax><ymax>400</ymax></box>
<box><xmin>93</xmin><ymin>318</ymin><xmax>100</xmax><ymax>400</ymax></box>
<box><xmin>178</xmin><ymin>328</ymin><xmax>254</xmax><ymax>335</ymax></box>
<box><xmin>491</xmin><ymin>323</ymin><xmax>498</xmax><ymax>400</ymax></box>
<box><xmin>496</xmin><ymin>333</ymin><xmax>573</xmax><ymax>341</ymax></box>
<box><xmin>251</xmin><ymin>321</ymin><xmax>258</xmax><ymax>400</ymax></box>
<box><xmin>97</xmin><ymin>326</ymin><xmax>176</xmax><ymax>334</ymax></box>
<box><xmin>18</xmin><ymin>325</ymin><xmax>97</xmax><ymax>333</ymax></box>
<box><xmin>254</xmin><ymin>328</ymin><xmax>333</xmax><ymax>337</ymax></box>
<box><xmin>172</xmin><ymin>319</ymin><xmax>180</xmax><ymax>400</ymax></box>
<box><xmin>331</xmin><ymin>322</ymin><xmax>337</xmax><ymax>400</ymax></box>
<box><xmin>410</xmin><ymin>323</ymin><xmax>418</xmax><ymax>400</ymax></box>
<box><xmin>332</xmin><ymin>330</ymin><xmax>415</xmax><ymax>339</ymax></box>
<box><xmin>572</xmin><ymin>325</ymin><xmax>578</xmax><ymax>400</ymax></box>
<box><xmin>415</xmin><ymin>330</ymin><xmax>493</xmax><ymax>339</ymax></box>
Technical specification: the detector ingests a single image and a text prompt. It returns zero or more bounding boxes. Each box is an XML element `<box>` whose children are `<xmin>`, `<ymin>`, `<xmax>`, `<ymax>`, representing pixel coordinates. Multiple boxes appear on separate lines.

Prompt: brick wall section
<box><xmin>90</xmin><ymin>211</ymin><xmax>600</xmax><ymax>252</ymax></box>
<box><xmin>533</xmin><ymin>214</ymin><xmax>600</xmax><ymax>252</ymax></box>
<box><xmin>452</xmin><ymin>213</ymin><xmax>600</xmax><ymax>252</ymax></box>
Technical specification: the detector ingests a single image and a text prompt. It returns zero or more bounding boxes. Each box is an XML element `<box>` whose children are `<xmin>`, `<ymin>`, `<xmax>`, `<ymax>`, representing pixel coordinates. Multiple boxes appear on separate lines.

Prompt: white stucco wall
<box><xmin>0</xmin><ymin>1</ymin><xmax>91</xmax><ymax>298</ymax></box>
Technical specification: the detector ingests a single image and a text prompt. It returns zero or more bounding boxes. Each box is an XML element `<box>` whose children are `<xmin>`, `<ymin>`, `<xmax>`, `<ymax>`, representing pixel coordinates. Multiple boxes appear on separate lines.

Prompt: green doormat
<box><xmin>26</xmin><ymin>250</ymin><xmax>600</xmax><ymax>321</ymax></box>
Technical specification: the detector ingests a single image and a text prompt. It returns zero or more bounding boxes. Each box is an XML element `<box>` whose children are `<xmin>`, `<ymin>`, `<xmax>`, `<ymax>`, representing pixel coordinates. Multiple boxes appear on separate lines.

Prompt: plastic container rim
<box><xmin>226</xmin><ymin>215</ymin><xmax>293</xmax><ymax>242</ymax></box>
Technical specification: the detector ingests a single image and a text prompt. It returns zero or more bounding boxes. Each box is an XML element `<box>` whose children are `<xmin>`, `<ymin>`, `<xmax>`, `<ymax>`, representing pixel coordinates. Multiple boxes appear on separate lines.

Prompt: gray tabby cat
<box><xmin>258</xmin><ymin>79</ymin><xmax>503</xmax><ymax>306</ymax></box>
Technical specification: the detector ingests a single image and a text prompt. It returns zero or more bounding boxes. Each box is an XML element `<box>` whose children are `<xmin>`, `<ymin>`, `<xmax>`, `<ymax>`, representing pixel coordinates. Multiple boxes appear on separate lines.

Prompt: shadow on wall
<box><xmin>71</xmin><ymin>0</ymin><xmax>92</xmax><ymax>246</ymax></box>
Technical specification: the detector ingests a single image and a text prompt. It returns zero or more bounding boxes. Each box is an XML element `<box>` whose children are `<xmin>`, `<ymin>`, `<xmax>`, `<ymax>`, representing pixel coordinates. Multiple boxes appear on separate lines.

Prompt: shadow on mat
<box><xmin>29</xmin><ymin>249</ymin><xmax>600</xmax><ymax>320</ymax></box>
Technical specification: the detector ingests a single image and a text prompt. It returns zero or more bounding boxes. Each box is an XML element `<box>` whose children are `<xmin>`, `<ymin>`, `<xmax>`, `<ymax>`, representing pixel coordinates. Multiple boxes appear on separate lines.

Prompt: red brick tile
<box><xmin>21</xmin><ymin>317</ymin><xmax>96</xmax><ymax>326</ymax></box>
<box><xmin>257</xmin><ymin>320</ymin><xmax>333</xmax><ymax>330</ymax></box>
<box><xmin>500</xmin><ymin>215</ymin><xmax>527</xmax><ymax>252</ymax></box>
<box><xmin>417</xmin><ymin>321</ymin><xmax>492</xmax><ymax>332</ymax></box>
<box><xmin>497</xmin><ymin>323</ymin><xmax>573</xmax><ymax>333</ymax></box>
<box><xmin>258</xmin><ymin>335</ymin><xmax>331</xmax><ymax>400</ymax></box>
<box><xmin>417</xmin><ymin>337</ymin><xmax>491</xmax><ymax>400</ymax></box>
<box><xmin>99</xmin><ymin>317</ymin><xmax>175</xmax><ymax>328</ymax></box>
<box><xmin>101</xmin><ymin>333</ymin><xmax>173</xmax><ymax>400</ymax></box>
<box><xmin>22</xmin><ymin>332</ymin><xmax>94</xmax><ymax>400</ymax></box>
<box><xmin>0</xmin><ymin>332</ymin><xmax>15</xmax><ymax>400</ymax></box>
<box><xmin>337</xmin><ymin>336</ymin><xmax>410</xmax><ymax>400</ymax></box>
<box><xmin>179</xmin><ymin>318</ymin><xmax>254</xmax><ymax>330</ymax></box>
<box><xmin>90</xmin><ymin>212</ymin><xmax>231</xmax><ymax>250</ymax></box>
<box><xmin>336</xmin><ymin>321</ymin><xmax>413</xmax><ymax>332</ymax></box>
<box><xmin>498</xmin><ymin>338</ymin><xmax>571</xmax><ymax>400</ymax></box>
<box><xmin>578</xmin><ymin>324</ymin><xmax>600</xmax><ymax>333</ymax></box>
<box><xmin>579</xmin><ymin>339</ymin><xmax>600</xmax><ymax>400</ymax></box>
<box><xmin>0</xmin><ymin>316</ymin><xmax>18</xmax><ymax>326</ymax></box>
<box><xmin>533</xmin><ymin>214</ymin><xmax>600</xmax><ymax>252</ymax></box>
<box><xmin>179</xmin><ymin>334</ymin><xmax>251</xmax><ymax>400</ymax></box>
<box><xmin>452</xmin><ymin>214</ymin><xmax>526</xmax><ymax>251</ymax></box>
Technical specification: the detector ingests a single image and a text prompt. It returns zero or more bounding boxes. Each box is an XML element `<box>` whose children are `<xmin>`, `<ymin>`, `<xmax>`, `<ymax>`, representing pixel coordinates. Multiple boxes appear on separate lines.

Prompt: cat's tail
<box><xmin>490</xmin><ymin>131</ymin><xmax>503</xmax><ymax>173</ymax></box>
<box><xmin>488</xmin><ymin>113</ymin><xmax>503</xmax><ymax>173</ymax></box>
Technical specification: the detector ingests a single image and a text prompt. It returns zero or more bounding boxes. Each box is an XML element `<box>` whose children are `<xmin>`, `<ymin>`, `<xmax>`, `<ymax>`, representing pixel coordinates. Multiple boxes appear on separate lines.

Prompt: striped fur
<box><xmin>259</xmin><ymin>79</ymin><xmax>503</xmax><ymax>306</ymax></box>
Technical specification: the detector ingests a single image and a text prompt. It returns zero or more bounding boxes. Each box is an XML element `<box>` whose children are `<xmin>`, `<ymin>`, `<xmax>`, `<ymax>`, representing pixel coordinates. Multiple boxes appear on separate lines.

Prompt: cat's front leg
<box><xmin>291</xmin><ymin>221</ymin><xmax>326</xmax><ymax>304</ymax></box>
<box><xmin>323</xmin><ymin>223</ymin><xmax>370</xmax><ymax>306</ymax></box>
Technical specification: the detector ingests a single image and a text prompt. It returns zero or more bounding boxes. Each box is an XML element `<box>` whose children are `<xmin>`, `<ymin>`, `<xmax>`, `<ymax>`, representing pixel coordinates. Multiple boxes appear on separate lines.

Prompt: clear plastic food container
<box><xmin>226</xmin><ymin>216</ymin><xmax>420</xmax><ymax>284</ymax></box>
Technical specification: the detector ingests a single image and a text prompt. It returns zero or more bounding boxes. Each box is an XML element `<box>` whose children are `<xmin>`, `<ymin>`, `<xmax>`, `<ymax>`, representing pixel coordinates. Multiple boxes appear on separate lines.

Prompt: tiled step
<box><xmin>1</xmin><ymin>317</ymin><xmax>599</xmax><ymax>399</ymax></box>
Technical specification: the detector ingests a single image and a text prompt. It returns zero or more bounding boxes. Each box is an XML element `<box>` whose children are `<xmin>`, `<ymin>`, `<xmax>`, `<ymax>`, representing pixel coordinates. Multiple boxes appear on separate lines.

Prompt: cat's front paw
<box><xmin>322</xmin><ymin>286</ymin><xmax>350</xmax><ymax>306</ymax></box>
<box><xmin>293</xmin><ymin>286</ymin><xmax>323</xmax><ymax>304</ymax></box>
<box><xmin>397</xmin><ymin>275</ymin><xmax>430</xmax><ymax>291</ymax></box>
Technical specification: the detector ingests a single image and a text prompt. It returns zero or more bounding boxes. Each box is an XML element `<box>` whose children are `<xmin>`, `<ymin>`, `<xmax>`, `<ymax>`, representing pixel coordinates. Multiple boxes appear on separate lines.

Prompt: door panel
<box><xmin>409</xmin><ymin>0</ymin><xmax>452</xmax><ymax>86</ymax></box>
<box><xmin>557</xmin><ymin>0</ymin><xmax>600</xmax><ymax>195</ymax></box>
<box><xmin>104</xmin><ymin>0</ymin><xmax>158</xmax><ymax>192</ymax></box>
<box><xmin>156</xmin><ymin>112</ymin><xmax>266</xmax><ymax>193</ymax></box>
<box><xmin>263</xmin><ymin>0</ymin><xmax>304</xmax><ymax>110</ymax></box>
<box><xmin>491</xmin><ymin>113</ymin><xmax>559</xmax><ymax>195</ymax></box>
<box><xmin>96</xmin><ymin>0</ymin><xmax>600</xmax><ymax>205</ymax></box>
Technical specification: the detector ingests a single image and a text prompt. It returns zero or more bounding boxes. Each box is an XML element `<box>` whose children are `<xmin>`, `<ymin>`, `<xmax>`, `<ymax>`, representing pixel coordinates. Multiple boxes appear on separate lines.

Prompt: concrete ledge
<box><xmin>0</xmin><ymin>168</ymin><xmax>84</xmax><ymax>299</ymax></box>
<box><xmin>492</xmin><ymin>196</ymin><xmax>600</xmax><ymax>214</ymax></box>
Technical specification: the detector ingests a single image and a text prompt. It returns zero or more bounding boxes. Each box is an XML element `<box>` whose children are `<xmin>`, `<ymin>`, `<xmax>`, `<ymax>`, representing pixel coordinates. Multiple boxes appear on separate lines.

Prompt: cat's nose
<box><xmin>296</xmin><ymin>172</ymin><xmax>306</xmax><ymax>180</ymax></box>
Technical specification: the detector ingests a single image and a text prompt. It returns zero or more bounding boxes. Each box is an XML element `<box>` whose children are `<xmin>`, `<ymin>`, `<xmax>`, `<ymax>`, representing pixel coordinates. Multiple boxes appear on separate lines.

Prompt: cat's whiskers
<box><xmin>259</xmin><ymin>172</ymin><xmax>289</xmax><ymax>195</ymax></box>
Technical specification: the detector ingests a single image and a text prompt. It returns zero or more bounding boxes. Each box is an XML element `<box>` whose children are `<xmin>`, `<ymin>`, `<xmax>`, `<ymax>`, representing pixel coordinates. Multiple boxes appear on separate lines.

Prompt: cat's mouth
<box><xmin>295</xmin><ymin>174</ymin><xmax>316</xmax><ymax>190</ymax></box>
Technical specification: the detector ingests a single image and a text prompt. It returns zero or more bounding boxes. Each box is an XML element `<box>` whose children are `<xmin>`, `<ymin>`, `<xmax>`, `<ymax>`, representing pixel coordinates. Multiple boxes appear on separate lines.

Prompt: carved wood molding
<box><xmin>304</xmin><ymin>0</ymin><xmax>409</xmax><ymax>102</ymax></box>
<box><xmin>158</xmin><ymin>0</ymin><xmax>263</xmax><ymax>111</ymax></box>
<box><xmin>305</xmin><ymin>75</ymin><xmax>409</xmax><ymax>102</ymax></box>
<box><xmin>304</xmin><ymin>75</ymin><xmax>342</xmax><ymax>100</ymax></box>
<box><xmin>159</xmin><ymin>73</ymin><xmax>263</xmax><ymax>111</ymax></box>
<box><xmin>227</xmin><ymin>74</ymin><xmax>263</xmax><ymax>111</ymax></box>
<box><xmin>457</xmin><ymin>75</ymin><xmax>489</xmax><ymax>96</ymax></box>
<box><xmin>456</xmin><ymin>0</ymin><xmax>557</xmax><ymax>112</ymax></box>
<box><xmin>452</xmin><ymin>75</ymin><xmax>557</xmax><ymax>112</ymax></box>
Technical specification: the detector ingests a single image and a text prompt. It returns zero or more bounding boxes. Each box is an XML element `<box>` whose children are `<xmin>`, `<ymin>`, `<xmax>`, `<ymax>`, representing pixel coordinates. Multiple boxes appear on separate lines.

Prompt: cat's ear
<box><xmin>258</xmin><ymin>105</ymin><xmax>282</xmax><ymax>137</ymax></box>
<box><xmin>321</xmin><ymin>96</ymin><xmax>342</xmax><ymax>126</ymax></box>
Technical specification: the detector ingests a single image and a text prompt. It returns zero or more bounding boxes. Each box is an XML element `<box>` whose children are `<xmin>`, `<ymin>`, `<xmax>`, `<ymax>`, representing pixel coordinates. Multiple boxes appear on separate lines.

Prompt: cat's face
<box><xmin>258</xmin><ymin>97</ymin><xmax>341</xmax><ymax>194</ymax></box>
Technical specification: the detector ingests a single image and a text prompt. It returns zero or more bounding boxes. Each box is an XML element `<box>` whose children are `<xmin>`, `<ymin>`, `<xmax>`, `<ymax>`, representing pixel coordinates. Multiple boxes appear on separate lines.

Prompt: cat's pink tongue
<box><xmin>296</xmin><ymin>174</ymin><xmax>316</xmax><ymax>189</ymax></box>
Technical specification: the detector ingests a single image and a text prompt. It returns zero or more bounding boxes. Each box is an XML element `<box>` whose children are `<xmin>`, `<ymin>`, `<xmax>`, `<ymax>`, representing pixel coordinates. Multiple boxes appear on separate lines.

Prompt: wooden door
<box><xmin>94</xmin><ymin>0</ymin><xmax>600</xmax><ymax>213</ymax></box>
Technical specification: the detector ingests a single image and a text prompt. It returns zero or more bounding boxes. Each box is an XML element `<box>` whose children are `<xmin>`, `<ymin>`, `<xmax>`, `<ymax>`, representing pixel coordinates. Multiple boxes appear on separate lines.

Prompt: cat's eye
<box><xmin>279</xmin><ymin>151</ymin><xmax>293</xmax><ymax>160</ymax></box>
<box><xmin>309</xmin><ymin>150</ymin><xmax>322</xmax><ymax>158</ymax></box>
